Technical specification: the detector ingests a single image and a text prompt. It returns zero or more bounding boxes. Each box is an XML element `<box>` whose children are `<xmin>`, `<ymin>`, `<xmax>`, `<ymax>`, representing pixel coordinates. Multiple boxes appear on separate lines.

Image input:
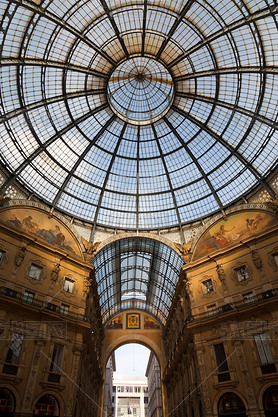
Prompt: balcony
<box><xmin>0</xmin><ymin>286</ymin><xmax>88</xmax><ymax>322</ymax></box>
<box><xmin>190</xmin><ymin>288</ymin><xmax>278</xmax><ymax>322</ymax></box>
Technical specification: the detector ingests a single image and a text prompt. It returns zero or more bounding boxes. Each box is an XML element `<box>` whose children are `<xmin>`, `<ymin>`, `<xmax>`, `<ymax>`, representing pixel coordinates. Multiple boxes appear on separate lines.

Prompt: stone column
<box><xmin>21</xmin><ymin>339</ymin><xmax>46</xmax><ymax>414</ymax></box>
<box><xmin>195</xmin><ymin>344</ymin><xmax>213</xmax><ymax>416</ymax></box>
<box><xmin>66</xmin><ymin>345</ymin><xmax>83</xmax><ymax>416</ymax></box>
<box><xmin>233</xmin><ymin>340</ymin><xmax>261</xmax><ymax>417</ymax></box>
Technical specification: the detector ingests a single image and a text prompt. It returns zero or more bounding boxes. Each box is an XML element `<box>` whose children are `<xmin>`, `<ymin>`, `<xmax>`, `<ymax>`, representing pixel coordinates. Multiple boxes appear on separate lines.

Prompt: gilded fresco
<box><xmin>0</xmin><ymin>207</ymin><xmax>81</xmax><ymax>256</ymax></box>
<box><xmin>144</xmin><ymin>315</ymin><xmax>160</xmax><ymax>329</ymax></box>
<box><xmin>193</xmin><ymin>211</ymin><xmax>278</xmax><ymax>260</ymax></box>
<box><xmin>126</xmin><ymin>313</ymin><xmax>140</xmax><ymax>329</ymax></box>
<box><xmin>106</xmin><ymin>315</ymin><xmax>123</xmax><ymax>329</ymax></box>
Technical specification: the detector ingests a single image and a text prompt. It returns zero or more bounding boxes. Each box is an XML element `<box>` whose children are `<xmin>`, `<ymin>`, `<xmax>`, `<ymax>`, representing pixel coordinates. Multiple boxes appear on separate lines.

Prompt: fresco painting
<box><xmin>106</xmin><ymin>315</ymin><xmax>123</xmax><ymax>329</ymax></box>
<box><xmin>0</xmin><ymin>208</ymin><xmax>81</xmax><ymax>256</ymax></box>
<box><xmin>144</xmin><ymin>315</ymin><xmax>160</xmax><ymax>329</ymax></box>
<box><xmin>193</xmin><ymin>211</ymin><xmax>278</xmax><ymax>260</ymax></box>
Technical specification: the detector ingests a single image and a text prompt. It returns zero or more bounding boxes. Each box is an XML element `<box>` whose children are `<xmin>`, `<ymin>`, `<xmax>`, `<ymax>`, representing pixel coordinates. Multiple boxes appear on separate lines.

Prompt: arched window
<box><xmin>33</xmin><ymin>395</ymin><xmax>60</xmax><ymax>416</ymax></box>
<box><xmin>218</xmin><ymin>392</ymin><xmax>247</xmax><ymax>417</ymax></box>
<box><xmin>263</xmin><ymin>386</ymin><xmax>278</xmax><ymax>417</ymax></box>
<box><xmin>0</xmin><ymin>388</ymin><xmax>15</xmax><ymax>416</ymax></box>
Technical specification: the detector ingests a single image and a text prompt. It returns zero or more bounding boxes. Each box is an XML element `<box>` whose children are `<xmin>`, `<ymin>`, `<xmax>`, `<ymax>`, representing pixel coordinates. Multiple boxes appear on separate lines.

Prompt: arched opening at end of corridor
<box><xmin>103</xmin><ymin>343</ymin><xmax>163</xmax><ymax>417</ymax></box>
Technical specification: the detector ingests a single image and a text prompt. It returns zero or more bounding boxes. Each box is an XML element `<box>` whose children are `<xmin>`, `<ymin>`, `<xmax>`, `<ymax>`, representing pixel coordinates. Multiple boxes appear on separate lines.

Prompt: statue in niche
<box><xmin>251</xmin><ymin>249</ymin><xmax>263</xmax><ymax>271</ymax></box>
<box><xmin>174</xmin><ymin>239</ymin><xmax>193</xmax><ymax>263</ymax></box>
<box><xmin>181</xmin><ymin>279</ymin><xmax>192</xmax><ymax>320</ymax></box>
<box><xmin>81</xmin><ymin>237</ymin><xmax>101</xmax><ymax>262</ymax></box>
<box><xmin>216</xmin><ymin>264</ymin><xmax>227</xmax><ymax>289</ymax></box>
<box><xmin>15</xmin><ymin>246</ymin><xmax>26</xmax><ymax>267</ymax></box>
<box><xmin>175</xmin><ymin>300</ymin><xmax>184</xmax><ymax>330</ymax></box>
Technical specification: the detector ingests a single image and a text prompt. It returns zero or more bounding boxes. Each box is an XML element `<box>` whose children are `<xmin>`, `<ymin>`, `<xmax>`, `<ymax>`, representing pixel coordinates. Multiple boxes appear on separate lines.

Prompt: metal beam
<box><xmin>99</xmin><ymin>0</ymin><xmax>129</xmax><ymax>59</ymax></box>
<box><xmin>163</xmin><ymin>116</ymin><xmax>224</xmax><ymax>210</ymax></box>
<box><xmin>51</xmin><ymin>114</ymin><xmax>116</xmax><ymax>207</ymax></box>
<box><xmin>0</xmin><ymin>57</ymin><xmax>109</xmax><ymax>79</ymax></box>
<box><xmin>168</xmin><ymin>4</ymin><xmax>278</xmax><ymax>69</ymax></box>
<box><xmin>156</xmin><ymin>0</ymin><xmax>195</xmax><ymax>60</ymax></box>
<box><xmin>10</xmin><ymin>0</ymin><xmax>116</xmax><ymax>66</ymax></box>
<box><xmin>141</xmin><ymin>0</ymin><xmax>148</xmax><ymax>56</ymax></box>
<box><xmin>90</xmin><ymin>122</ymin><xmax>127</xmax><ymax>242</ymax></box>
<box><xmin>174</xmin><ymin>66</ymin><xmax>278</xmax><ymax>81</ymax></box>
<box><xmin>0</xmin><ymin>89</ymin><xmax>106</xmax><ymax>124</ymax></box>
<box><xmin>0</xmin><ymin>103</ymin><xmax>109</xmax><ymax>193</ymax></box>
<box><xmin>171</xmin><ymin>105</ymin><xmax>276</xmax><ymax>197</ymax></box>
<box><xmin>175</xmin><ymin>92</ymin><xmax>278</xmax><ymax>130</ymax></box>
<box><xmin>151</xmin><ymin>124</ymin><xmax>184</xmax><ymax>244</ymax></box>
<box><xmin>136</xmin><ymin>126</ymin><xmax>140</xmax><ymax>231</ymax></box>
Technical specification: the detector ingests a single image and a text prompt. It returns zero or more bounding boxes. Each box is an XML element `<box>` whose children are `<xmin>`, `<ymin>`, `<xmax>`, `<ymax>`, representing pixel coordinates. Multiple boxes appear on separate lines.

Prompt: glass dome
<box><xmin>0</xmin><ymin>0</ymin><xmax>277</xmax><ymax>230</ymax></box>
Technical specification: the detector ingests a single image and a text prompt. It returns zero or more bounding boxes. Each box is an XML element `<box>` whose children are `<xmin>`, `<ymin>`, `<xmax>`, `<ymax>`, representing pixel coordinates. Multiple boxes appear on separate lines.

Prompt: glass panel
<box><xmin>28</xmin><ymin>264</ymin><xmax>42</xmax><ymax>280</ymax></box>
<box><xmin>236</xmin><ymin>266</ymin><xmax>249</xmax><ymax>281</ymax></box>
<box><xmin>5</xmin><ymin>333</ymin><xmax>24</xmax><ymax>365</ymax></box>
<box><xmin>254</xmin><ymin>333</ymin><xmax>274</xmax><ymax>364</ymax></box>
<box><xmin>63</xmin><ymin>278</ymin><xmax>74</xmax><ymax>293</ymax></box>
<box><xmin>50</xmin><ymin>344</ymin><xmax>64</xmax><ymax>373</ymax></box>
<box><xmin>214</xmin><ymin>343</ymin><xmax>228</xmax><ymax>372</ymax></box>
<box><xmin>22</xmin><ymin>291</ymin><xmax>34</xmax><ymax>304</ymax></box>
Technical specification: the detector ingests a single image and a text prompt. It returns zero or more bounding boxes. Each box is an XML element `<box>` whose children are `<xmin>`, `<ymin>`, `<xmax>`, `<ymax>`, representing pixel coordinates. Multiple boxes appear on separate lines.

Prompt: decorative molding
<box><xmin>251</xmin><ymin>249</ymin><xmax>263</xmax><ymax>272</ymax></box>
<box><xmin>198</xmin><ymin>276</ymin><xmax>217</xmax><ymax>297</ymax></box>
<box><xmin>15</xmin><ymin>245</ymin><xmax>26</xmax><ymax>267</ymax></box>
<box><xmin>93</xmin><ymin>232</ymin><xmax>182</xmax><ymax>259</ymax></box>
<box><xmin>268</xmin><ymin>247</ymin><xmax>278</xmax><ymax>272</ymax></box>
<box><xmin>60</xmin><ymin>274</ymin><xmax>78</xmax><ymax>297</ymax></box>
<box><xmin>0</xmin><ymin>244</ymin><xmax>9</xmax><ymax>269</ymax></box>
<box><xmin>230</xmin><ymin>262</ymin><xmax>253</xmax><ymax>286</ymax></box>
<box><xmin>25</xmin><ymin>259</ymin><xmax>46</xmax><ymax>285</ymax></box>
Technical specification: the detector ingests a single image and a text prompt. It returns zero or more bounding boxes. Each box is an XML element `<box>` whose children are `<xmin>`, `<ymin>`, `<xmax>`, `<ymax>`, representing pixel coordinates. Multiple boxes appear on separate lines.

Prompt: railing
<box><xmin>0</xmin><ymin>286</ymin><xmax>88</xmax><ymax>322</ymax></box>
<box><xmin>190</xmin><ymin>288</ymin><xmax>278</xmax><ymax>322</ymax></box>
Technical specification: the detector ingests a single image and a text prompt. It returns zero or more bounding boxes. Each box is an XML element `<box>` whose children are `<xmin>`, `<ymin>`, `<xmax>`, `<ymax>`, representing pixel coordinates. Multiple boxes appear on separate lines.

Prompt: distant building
<box><xmin>113</xmin><ymin>376</ymin><xmax>148</xmax><ymax>417</ymax></box>
<box><xmin>145</xmin><ymin>352</ymin><xmax>162</xmax><ymax>417</ymax></box>
<box><xmin>103</xmin><ymin>353</ymin><xmax>116</xmax><ymax>417</ymax></box>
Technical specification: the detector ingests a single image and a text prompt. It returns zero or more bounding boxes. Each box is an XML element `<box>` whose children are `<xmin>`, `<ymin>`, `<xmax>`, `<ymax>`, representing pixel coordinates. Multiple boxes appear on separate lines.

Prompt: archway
<box><xmin>94</xmin><ymin>237</ymin><xmax>183</xmax><ymax>326</ymax></box>
<box><xmin>0</xmin><ymin>388</ymin><xmax>15</xmax><ymax>416</ymax></box>
<box><xmin>33</xmin><ymin>394</ymin><xmax>60</xmax><ymax>416</ymax></box>
<box><xmin>104</xmin><ymin>342</ymin><xmax>163</xmax><ymax>417</ymax></box>
<box><xmin>263</xmin><ymin>386</ymin><xmax>278</xmax><ymax>417</ymax></box>
<box><xmin>218</xmin><ymin>393</ymin><xmax>247</xmax><ymax>417</ymax></box>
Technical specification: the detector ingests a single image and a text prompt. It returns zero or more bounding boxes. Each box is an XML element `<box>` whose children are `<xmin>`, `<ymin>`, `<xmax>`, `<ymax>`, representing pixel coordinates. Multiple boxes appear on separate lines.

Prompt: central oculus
<box><xmin>107</xmin><ymin>57</ymin><xmax>174</xmax><ymax>125</ymax></box>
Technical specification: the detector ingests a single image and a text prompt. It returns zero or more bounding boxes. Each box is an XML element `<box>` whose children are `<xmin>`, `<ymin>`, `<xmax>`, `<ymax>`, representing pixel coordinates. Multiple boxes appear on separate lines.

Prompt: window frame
<box><xmin>253</xmin><ymin>333</ymin><xmax>274</xmax><ymax>365</ymax></box>
<box><xmin>28</xmin><ymin>263</ymin><xmax>43</xmax><ymax>280</ymax></box>
<box><xmin>63</xmin><ymin>277</ymin><xmax>75</xmax><ymax>293</ymax></box>
<box><xmin>22</xmin><ymin>290</ymin><xmax>35</xmax><ymax>304</ymax></box>
<box><xmin>202</xmin><ymin>278</ymin><xmax>214</xmax><ymax>294</ymax></box>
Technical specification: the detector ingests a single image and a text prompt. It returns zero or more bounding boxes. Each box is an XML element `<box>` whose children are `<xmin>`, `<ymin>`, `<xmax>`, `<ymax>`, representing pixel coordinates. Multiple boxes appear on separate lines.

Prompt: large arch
<box><xmin>103</xmin><ymin>333</ymin><xmax>166</xmax><ymax>417</ymax></box>
<box><xmin>93</xmin><ymin>237</ymin><xmax>184</xmax><ymax>325</ymax></box>
<box><xmin>94</xmin><ymin>232</ymin><xmax>184</xmax><ymax>258</ymax></box>
<box><xmin>103</xmin><ymin>332</ymin><xmax>164</xmax><ymax>370</ymax></box>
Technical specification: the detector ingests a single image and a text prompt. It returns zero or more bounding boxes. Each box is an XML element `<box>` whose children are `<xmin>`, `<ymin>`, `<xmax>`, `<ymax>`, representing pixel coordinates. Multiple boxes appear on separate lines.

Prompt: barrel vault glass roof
<box><xmin>0</xmin><ymin>0</ymin><xmax>278</xmax><ymax>230</ymax></box>
<box><xmin>94</xmin><ymin>237</ymin><xmax>184</xmax><ymax>324</ymax></box>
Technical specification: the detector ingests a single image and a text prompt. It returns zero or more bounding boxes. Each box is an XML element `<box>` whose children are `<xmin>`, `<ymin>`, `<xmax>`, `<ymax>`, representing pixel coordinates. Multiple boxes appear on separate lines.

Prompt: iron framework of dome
<box><xmin>0</xmin><ymin>0</ymin><xmax>277</xmax><ymax>230</ymax></box>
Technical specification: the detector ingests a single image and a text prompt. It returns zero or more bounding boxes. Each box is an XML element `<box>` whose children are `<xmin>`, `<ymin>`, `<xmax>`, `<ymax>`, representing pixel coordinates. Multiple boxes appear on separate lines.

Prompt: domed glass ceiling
<box><xmin>0</xmin><ymin>0</ymin><xmax>277</xmax><ymax>230</ymax></box>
